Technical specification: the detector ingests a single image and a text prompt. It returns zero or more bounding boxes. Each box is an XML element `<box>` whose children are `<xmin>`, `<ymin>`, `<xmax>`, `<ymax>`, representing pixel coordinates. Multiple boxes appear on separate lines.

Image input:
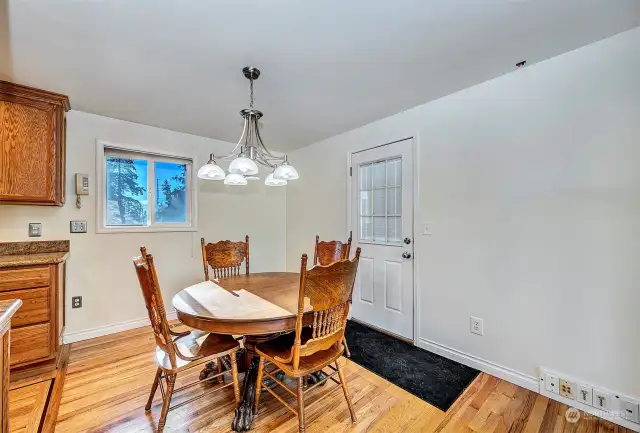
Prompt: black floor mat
<box><xmin>344</xmin><ymin>320</ymin><xmax>480</xmax><ymax>412</ymax></box>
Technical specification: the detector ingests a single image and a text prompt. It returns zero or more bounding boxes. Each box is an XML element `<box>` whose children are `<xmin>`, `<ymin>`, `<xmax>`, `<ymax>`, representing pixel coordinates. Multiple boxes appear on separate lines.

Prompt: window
<box><xmin>359</xmin><ymin>157</ymin><xmax>402</xmax><ymax>244</ymax></box>
<box><xmin>96</xmin><ymin>141</ymin><xmax>197</xmax><ymax>233</ymax></box>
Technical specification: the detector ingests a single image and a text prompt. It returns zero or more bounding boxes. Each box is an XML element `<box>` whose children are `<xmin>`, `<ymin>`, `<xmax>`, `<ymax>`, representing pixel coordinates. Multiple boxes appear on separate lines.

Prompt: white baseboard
<box><xmin>63</xmin><ymin>311</ymin><xmax>177</xmax><ymax>344</ymax></box>
<box><xmin>417</xmin><ymin>337</ymin><xmax>539</xmax><ymax>393</ymax></box>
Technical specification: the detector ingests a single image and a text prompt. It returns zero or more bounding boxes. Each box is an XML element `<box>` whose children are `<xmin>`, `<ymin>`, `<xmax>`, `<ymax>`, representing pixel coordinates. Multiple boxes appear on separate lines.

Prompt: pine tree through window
<box><xmin>98</xmin><ymin>143</ymin><xmax>195</xmax><ymax>232</ymax></box>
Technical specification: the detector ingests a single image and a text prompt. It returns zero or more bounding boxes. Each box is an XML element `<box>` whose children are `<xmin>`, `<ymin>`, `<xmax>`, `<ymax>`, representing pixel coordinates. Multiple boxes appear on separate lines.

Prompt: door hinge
<box><xmin>349</xmin><ymin>167</ymin><xmax>352</xmax><ymax>176</ymax></box>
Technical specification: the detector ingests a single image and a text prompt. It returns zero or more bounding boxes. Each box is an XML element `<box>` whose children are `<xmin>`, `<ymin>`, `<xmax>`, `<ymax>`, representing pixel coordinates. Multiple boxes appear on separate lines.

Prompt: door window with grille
<box><xmin>359</xmin><ymin>157</ymin><xmax>402</xmax><ymax>244</ymax></box>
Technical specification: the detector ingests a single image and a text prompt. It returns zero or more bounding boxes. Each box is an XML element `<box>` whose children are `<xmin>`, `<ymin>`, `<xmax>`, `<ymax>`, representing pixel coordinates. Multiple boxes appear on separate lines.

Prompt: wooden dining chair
<box><xmin>313</xmin><ymin>231</ymin><xmax>354</xmax><ymax>357</ymax></box>
<box><xmin>253</xmin><ymin>248</ymin><xmax>361</xmax><ymax>433</ymax></box>
<box><xmin>133</xmin><ymin>247</ymin><xmax>241</xmax><ymax>433</ymax></box>
<box><xmin>201</xmin><ymin>235</ymin><xmax>250</xmax><ymax>280</ymax></box>
<box><xmin>313</xmin><ymin>231</ymin><xmax>352</xmax><ymax>266</ymax></box>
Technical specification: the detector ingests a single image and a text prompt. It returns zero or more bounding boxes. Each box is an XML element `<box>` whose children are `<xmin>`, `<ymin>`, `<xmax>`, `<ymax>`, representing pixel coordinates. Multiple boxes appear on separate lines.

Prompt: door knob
<box><xmin>402</xmin><ymin>251</ymin><xmax>412</xmax><ymax>259</ymax></box>
<box><xmin>404</xmin><ymin>238</ymin><xmax>411</xmax><ymax>244</ymax></box>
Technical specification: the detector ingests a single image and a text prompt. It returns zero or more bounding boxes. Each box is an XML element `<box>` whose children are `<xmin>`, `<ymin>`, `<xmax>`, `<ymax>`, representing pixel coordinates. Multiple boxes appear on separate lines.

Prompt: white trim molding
<box><xmin>63</xmin><ymin>311</ymin><xmax>177</xmax><ymax>344</ymax></box>
<box><xmin>417</xmin><ymin>337</ymin><xmax>540</xmax><ymax>392</ymax></box>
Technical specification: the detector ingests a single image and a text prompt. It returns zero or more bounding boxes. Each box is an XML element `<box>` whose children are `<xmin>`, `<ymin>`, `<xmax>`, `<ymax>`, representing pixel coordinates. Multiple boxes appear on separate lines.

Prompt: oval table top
<box><xmin>172</xmin><ymin>272</ymin><xmax>312</xmax><ymax>336</ymax></box>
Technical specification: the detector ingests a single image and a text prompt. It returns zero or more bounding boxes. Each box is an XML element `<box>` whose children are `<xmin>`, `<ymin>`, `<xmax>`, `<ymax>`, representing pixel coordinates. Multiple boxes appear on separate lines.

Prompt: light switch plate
<box><xmin>70</xmin><ymin>221</ymin><xmax>87</xmax><ymax>233</ymax></box>
<box><xmin>28</xmin><ymin>223</ymin><xmax>42</xmax><ymax>237</ymax></box>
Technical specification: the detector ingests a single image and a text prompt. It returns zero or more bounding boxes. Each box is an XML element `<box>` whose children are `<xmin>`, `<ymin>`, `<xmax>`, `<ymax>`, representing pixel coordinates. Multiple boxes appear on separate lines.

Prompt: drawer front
<box><xmin>0</xmin><ymin>266</ymin><xmax>50</xmax><ymax>291</ymax></box>
<box><xmin>0</xmin><ymin>288</ymin><xmax>50</xmax><ymax>327</ymax></box>
<box><xmin>10</xmin><ymin>322</ymin><xmax>52</xmax><ymax>366</ymax></box>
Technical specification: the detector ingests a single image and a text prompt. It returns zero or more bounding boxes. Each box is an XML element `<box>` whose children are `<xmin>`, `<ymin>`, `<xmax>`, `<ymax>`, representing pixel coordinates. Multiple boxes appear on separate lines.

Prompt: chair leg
<box><xmin>158</xmin><ymin>373</ymin><xmax>176</xmax><ymax>433</ymax></box>
<box><xmin>253</xmin><ymin>357</ymin><xmax>264</xmax><ymax>415</ymax></box>
<box><xmin>336</xmin><ymin>361</ymin><xmax>357</xmax><ymax>423</ymax></box>
<box><xmin>296</xmin><ymin>376</ymin><xmax>306</xmax><ymax>433</ymax></box>
<box><xmin>216</xmin><ymin>357</ymin><xmax>224</xmax><ymax>384</ymax></box>
<box><xmin>342</xmin><ymin>337</ymin><xmax>351</xmax><ymax>358</ymax></box>
<box><xmin>145</xmin><ymin>367</ymin><xmax>162</xmax><ymax>412</ymax></box>
<box><xmin>230</xmin><ymin>352</ymin><xmax>240</xmax><ymax>407</ymax></box>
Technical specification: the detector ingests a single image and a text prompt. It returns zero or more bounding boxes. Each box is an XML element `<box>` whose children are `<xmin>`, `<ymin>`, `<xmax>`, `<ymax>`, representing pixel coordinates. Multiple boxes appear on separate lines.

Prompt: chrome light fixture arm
<box><xmin>198</xmin><ymin>66</ymin><xmax>297</xmax><ymax>185</ymax></box>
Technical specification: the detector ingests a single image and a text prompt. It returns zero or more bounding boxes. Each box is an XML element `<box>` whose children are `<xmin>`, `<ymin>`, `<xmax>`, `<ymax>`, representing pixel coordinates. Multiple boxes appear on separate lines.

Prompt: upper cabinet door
<box><xmin>0</xmin><ymin>81</ymin><xmax>70</xmax><ymax>206</ymax></box>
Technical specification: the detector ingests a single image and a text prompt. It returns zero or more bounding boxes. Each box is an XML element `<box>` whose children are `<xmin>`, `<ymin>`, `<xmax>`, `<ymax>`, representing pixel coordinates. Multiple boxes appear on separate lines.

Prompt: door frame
<box><xmin>346</xmin><ymin>132</ymin><xmax>421</xmax><ymax>345</ymax></box>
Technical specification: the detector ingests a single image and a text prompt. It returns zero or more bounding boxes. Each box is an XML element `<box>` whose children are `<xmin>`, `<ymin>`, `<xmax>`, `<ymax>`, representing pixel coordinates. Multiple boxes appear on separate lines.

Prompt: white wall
<box><xmin>286</xmin><ymin>27</ymin><xmax>640</xmax><ymax>397</ymax></box>
<box><xmin>0</xmin><ymin>111</ymin><xmax>287</xmax><ymax>337</ymax></box>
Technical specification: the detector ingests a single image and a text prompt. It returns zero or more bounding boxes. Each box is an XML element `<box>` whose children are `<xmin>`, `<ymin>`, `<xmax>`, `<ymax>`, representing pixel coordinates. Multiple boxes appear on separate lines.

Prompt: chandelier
<box><xmin>197</xmin><ymin>66</ymin><xmax>299</xmax><ymax>186</ymax></box>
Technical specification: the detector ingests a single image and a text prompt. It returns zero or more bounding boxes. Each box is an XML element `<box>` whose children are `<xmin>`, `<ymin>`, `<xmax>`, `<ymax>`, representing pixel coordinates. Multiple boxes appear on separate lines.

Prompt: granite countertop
<box><xmin>0</xmin><ymin>251</ymin><xmax>70</xmax><ymax>268</ymax></box>
<box><xmin>0</xmin><ymin>240</ymin><xmax>70</xmax><ymax>269</ymax></box>
<box><xmin>0</xmin><ymin>299</ymin><xmax>22</xmax><ymax>330</ymax></box>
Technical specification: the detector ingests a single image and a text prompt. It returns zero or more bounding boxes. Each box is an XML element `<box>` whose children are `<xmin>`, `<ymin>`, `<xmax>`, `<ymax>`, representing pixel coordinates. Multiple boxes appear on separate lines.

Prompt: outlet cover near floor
<box><xmin>594</xmin><ymin>389</ymin><xmax>612</xmax><ymax>411</ymax></box>
<box><xmin>545</xmin><ymin>374</ymin><xmax>560</xmax><ymax>394</ymax></box>
<box><xmin>578</xmin><ymin>384</ymin><xmax>593</xmax><ymax>406</ymax></box>
<box><xmin>616</xmin><ymin>396</ymin><xmax>640</xmax><ymax>424</ymax></box>
<box><xmin>560</xmin><ymin>379</ymin><xmax>576</xmax><ymax>399</ymax></box>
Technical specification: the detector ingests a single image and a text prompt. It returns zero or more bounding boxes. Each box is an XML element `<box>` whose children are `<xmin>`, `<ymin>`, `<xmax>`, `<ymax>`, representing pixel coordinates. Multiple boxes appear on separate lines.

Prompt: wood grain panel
<box><xmin>8</xmin><ymin>380</ymin><xmax>52</xmax><ymax>433</ymax></box>
<box><xmin>10</xmin><ymin>323</ymin><xmax>52</xmax><ymax>366</ymax></box>
<box><xmin>0</xmin><ymin>326</ymin><xmax>7</xmax><ymax>433</ymax></box>
<box><xmin>0</xmin><ymin>101</ymin><xmax>55</xmax><ymax>201</ymax></box>
<box><xmin>0</xmin><ymin>288</ymin><xmax>50</xmax><ymax>327</ymax></box>
<box><xmin>0</xmin><ymin>80</ymin><xmax>69</xmax><ymax>206</ymax></box>
<box><xmin>0</xmin><ymin>267</ymin><xmax>50</xmax><ymax>292</ymax></box>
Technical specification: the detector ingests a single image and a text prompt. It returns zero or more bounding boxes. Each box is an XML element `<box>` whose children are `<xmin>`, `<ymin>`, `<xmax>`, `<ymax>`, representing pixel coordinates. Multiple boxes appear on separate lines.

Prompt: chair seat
<box><xmin>156</xmin><ymin>330</ymin><xmax>240</xmax><ymax>371</ymax></box>
<box><xmin>255</xmin><ymin>328</ymin><xmax>344</xmax><ymax>377</ymax></box>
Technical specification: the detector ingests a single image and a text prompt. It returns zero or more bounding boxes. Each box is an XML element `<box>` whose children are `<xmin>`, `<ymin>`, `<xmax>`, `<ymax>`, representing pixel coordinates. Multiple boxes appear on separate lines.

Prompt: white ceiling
<box><xmin>1</xmin><ymin>1</ymin><xmax>639</xmax><ymax>152</ymax></box>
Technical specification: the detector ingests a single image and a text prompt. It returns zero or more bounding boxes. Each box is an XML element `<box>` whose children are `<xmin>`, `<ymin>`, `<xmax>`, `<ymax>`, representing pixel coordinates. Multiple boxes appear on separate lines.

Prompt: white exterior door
<box><xmin>350</xmin><ymin>138</ymin><xmax>414</xmax><ymax>340</ymax></box>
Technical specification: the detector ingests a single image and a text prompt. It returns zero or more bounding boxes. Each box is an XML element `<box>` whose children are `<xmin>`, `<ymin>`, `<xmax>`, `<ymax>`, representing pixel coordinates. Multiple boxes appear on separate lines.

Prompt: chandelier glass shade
<box><xmin>197</xmin><ymin>154</ymin><xmax>226</xmax><ymax>180</ymax></box>
<box><xmin>198</xmin><ymin>66</ymin><xmax>299</xmax><ymax>187</ymax></box>
<box><xmin>264</xmin><ymin>172</ymin><xmax>287</xmax><ymax>187</ymax></box>
<box><xmin>224</xmin><ymin>173</ymin><xmax>248</xmax><ymax>186</ymax></box>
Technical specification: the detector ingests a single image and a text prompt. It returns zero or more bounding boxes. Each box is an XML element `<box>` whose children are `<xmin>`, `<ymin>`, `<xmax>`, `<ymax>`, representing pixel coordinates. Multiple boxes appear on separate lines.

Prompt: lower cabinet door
<box><xmin>10</xmin><ymin>323</ymin><xmax>52</xmax><ymax>366</ymax></box>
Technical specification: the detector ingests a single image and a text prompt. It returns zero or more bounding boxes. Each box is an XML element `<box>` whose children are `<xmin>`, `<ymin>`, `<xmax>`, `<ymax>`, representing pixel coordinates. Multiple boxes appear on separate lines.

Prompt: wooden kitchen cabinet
<box><xmin>0</xmin><ymin>80</ymin><xmax>70</xmax><ymax>206</ymax></box>
<box><xmin>0</xmin><ymin>263</ymin><xmax>66</xmax><ymax>367</ymax></box>
<box><xmin>0</xmin><ymin>299</ymin><xmax>21</xmax><ymax>432</ymax></box>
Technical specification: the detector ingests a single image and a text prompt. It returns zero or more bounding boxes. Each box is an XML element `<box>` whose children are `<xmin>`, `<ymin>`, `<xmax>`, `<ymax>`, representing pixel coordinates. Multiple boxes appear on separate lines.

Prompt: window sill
<box><xmin>96</xmin><ymin>226</ymin><xmax>198</xmax><ymax>234</ymax></box>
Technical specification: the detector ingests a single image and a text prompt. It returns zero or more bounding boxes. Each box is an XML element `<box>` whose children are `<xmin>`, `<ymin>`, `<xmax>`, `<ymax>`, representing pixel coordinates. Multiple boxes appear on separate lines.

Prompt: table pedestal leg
<box><xmin>231</xmin><ymin>356</ymin><xmax>259</xmax><ymax>431</ymax></box>
<box><xmin>226</xmin><ymin>334</ymin><xmax>326</xmax><ymax>431</ymax></box>
<box><xmin>305</xmin><ymin>370</ymin><xmax>328</xmax><ymax>386</ymax></box>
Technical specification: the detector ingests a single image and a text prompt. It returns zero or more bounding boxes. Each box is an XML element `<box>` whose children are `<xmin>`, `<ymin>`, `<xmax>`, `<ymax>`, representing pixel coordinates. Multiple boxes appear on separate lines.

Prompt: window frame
<box><xmin>95</xmin><ymin>140</ymin><xmax>198</xmax><ymax>234</ymax></box>
<box><xmin>357</xmin><ymin>156</ymin><xmax>403</xmax><ymax>246</ymax></box>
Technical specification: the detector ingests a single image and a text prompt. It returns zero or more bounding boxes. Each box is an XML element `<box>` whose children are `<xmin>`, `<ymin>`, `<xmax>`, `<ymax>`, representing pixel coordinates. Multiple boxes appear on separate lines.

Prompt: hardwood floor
<box><xmin>9</xmin><ymin>380</ymin><xmax>51</xmax><ymax>433</ymax></box>
<box><xmin>32</xmin><ymin>325</ymin><xmax>630</xmax><ymax>432</ymax></box>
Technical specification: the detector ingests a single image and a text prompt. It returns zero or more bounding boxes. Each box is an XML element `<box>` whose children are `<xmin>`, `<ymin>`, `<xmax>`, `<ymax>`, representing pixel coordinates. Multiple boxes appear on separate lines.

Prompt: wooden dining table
<box><xmin>172</xmin><ymin>272</ymin><xmax>322</xmax><ymax>432</ymax></box>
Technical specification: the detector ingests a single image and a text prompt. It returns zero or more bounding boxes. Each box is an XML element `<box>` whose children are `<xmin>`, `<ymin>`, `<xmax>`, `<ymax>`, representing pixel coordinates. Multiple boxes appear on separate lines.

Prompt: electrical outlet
<box><xmin>594</xmin><ymin>389</ymin><xmax>611</xmax><ymax>411</ymax></box>
<box><xmin>559</xmin><ymin>379</ymin><xmax>576</xmax><ymax>399</ymax></box>
<box><xmin>70</xmin><ymin>220</ymin><xmax>87</xmax><ymax>233</ymax></box>
<box><xmin>72</xmin><ymin>296</ymin><xmax>82</xmax><ymax>309</ymax></box>
<box><xmin>545</xmin><ymin>374</ymin><xmax>559</xmax><ymax>394</ymax></box>
<box><xmin>578</xmin><ymin>384</ymin><xmax>593</xmax><ymax>406</ymax></box>
<box><xmin>470</xmin><ymin>317</ymin><xmax>484</xmax><ymax>336</ymax></box>
<box><xmin>28</xmin><ymin>223</ymin><xmax>42</xmax><ymax>237</ymax></box>
<box><xmin>615</xmin><ymin>396</ymin><xmax>640</xmax><ymax>424</ymax></box>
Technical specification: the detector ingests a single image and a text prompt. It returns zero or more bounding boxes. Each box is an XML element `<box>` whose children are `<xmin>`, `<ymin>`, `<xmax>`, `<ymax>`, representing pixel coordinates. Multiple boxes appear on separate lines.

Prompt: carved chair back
<box><xmin>133</xmin><ymin>247</ymin><xmax>178</xmax><ymax>369</ymax></box>
<box><xmin>313</xmin><ymin>232</ymin><xmax>352</xmax><ymax>266</ymax></box>
<box><xmin>201</xmin><ymin>235</ymin><xmax>250</xmax><ymax>280</ymax></box>
<box><xmin>276</xmin><ymin>248</ymin><xmax>361</xmax><ymax>370</ymax></box>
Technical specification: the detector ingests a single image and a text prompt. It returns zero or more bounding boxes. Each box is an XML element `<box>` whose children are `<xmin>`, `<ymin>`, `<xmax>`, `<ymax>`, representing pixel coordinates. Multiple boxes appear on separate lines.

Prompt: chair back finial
<box><xmin>313</xmin><ymin>231</ymin><xmax>353</xmax><ymax>266</ymax></box>
<box><xmin>200</xmin><ymin>235</ymin><xmax>250</xmax><ymax>280</ymax></box>
<box><xmin>133</xmin><ymin>247</ymin><xmax>177</xmax><ymax>368</ymax></box>
<box><xmin>280</xmin><ymin>248</ymin><xmax>361</xmax><ymax>369</ymax></box>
